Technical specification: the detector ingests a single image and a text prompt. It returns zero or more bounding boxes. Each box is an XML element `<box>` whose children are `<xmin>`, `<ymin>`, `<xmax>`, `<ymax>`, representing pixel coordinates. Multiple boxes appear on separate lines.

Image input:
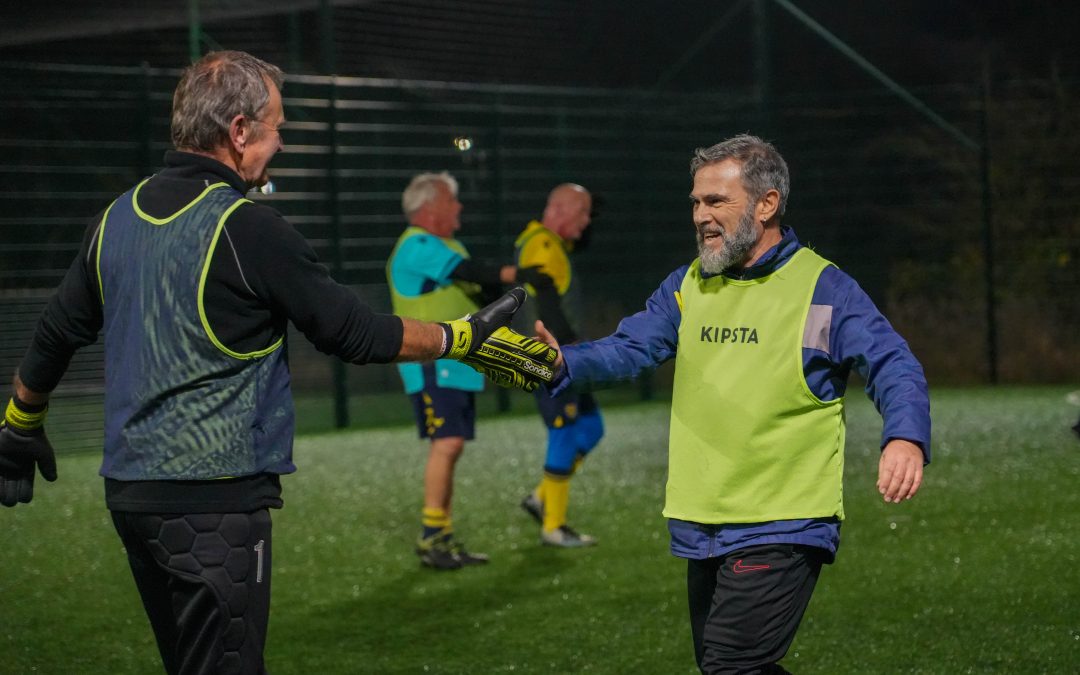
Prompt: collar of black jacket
<box><xmin>161</xmin><ymin>150</ymin><xmax>248</xmax><ymax>195</ymax></box>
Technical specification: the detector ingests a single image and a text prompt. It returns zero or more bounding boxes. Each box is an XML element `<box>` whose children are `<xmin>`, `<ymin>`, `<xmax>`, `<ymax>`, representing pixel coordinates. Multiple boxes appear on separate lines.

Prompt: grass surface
<box><xmin>3</xmin><ymin>386</ymin><xmax>1079</xmax><ymax>673</ymax></box>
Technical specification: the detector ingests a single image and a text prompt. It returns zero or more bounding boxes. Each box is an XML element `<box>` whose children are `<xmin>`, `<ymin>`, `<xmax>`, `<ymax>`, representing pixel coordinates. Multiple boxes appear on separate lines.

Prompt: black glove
<box><xmin>439</xmin><ymin>287</ymin><xmax>528</xmax><ymax>360</ymax></box>
<box><xmin>462</xmin><ymin>327</ymin><xmax>558</xmax><ymax>392</ymax></box>
<box><xmin>0</xmin><ymin>397</ymin><xmax>58</xmax><ymax>507</ymax></box>
<box><xmin>514</xmin><ymin>265</ymin><xmax>555</xmax><ymax>291</ymax></box>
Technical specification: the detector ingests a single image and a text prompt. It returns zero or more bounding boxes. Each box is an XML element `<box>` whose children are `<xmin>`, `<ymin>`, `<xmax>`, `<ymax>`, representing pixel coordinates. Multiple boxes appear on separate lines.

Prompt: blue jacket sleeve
<box><xmin>556</xmin><ymin>266</ymin><xmax>686</xmax><ymax>392</ymax></box>
<box><xmin>815</xmin><ymin>267</ymin><xmax>932</xmax><ymax>462</ymax></box>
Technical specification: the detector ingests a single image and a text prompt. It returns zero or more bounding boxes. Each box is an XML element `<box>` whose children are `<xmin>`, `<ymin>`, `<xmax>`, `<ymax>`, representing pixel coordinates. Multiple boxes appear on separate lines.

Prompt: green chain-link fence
<box><xmin>2</xmin><ymin>62</ymin><xmax>1077</xmax><ymax>451</ymax></box>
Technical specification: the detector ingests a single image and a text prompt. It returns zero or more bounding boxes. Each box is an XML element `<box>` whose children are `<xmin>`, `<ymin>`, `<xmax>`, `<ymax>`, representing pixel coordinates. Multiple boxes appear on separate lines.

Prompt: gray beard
<box><xmin>697</xmin><ymin>207</ymin><xmax>759</xmax><ymax>274</ymax></box>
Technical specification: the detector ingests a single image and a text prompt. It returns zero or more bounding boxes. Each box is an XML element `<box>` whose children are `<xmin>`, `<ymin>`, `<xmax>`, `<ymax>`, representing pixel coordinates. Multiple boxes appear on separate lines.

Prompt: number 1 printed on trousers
<box><xmin>254</xmin><ymin>539</ymin><xmax>265</xmax><ymax>583</ymax></box>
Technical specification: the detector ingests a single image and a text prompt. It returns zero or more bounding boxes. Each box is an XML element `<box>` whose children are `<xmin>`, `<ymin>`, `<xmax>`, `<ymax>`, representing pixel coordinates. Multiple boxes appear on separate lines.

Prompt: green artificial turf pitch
<box><xmin>2</xmin><ymin>386</ymin><xmax>1078</xmax><ymax>673</ymax></box>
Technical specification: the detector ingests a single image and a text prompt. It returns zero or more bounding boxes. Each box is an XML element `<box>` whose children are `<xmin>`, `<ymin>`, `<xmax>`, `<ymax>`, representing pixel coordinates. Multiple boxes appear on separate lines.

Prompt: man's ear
<box><xmin>228</xmin><ymin>114</ymin><xmax>250</xmax><ymax>153</ymax></box>
<box><xmin>756</xmin><ymin>188</ymin><xmax>780</xmax><ymax>223</ymax></box>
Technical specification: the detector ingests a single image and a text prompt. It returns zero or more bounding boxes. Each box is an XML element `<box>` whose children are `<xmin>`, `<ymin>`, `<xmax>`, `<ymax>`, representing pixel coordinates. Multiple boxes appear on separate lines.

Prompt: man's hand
<box><xmin>0</xmin><ymin>398</ymin><xmax>58</xmax><ymax>507</ymax></box>
<box><xmin>440</xmin><ymin>287</ymin><xmax>527</xmax><ymax>359</ymax></box>
<box><xmin>438</xmin><ymin>287</ymin><xmax>559</xmax><ymax>391</ymax></box>
<box><xmin>515</xmin><ymin>265</ymin><xmax>555</xmax><ymax>291</ymax></box>
<box><xmin>877</xmin><ymin>439</ymin><xmax>924</xmax><ymax>503</ymax></box>
<box><xmin>460</xmin><ymin>327</ymin><xmax>558</xmax><ymax>392</ymax></box>
<box><xmin>534</xmin><ymin>320</ymin><xmax>565</xmax><ymax>371</ymax></box>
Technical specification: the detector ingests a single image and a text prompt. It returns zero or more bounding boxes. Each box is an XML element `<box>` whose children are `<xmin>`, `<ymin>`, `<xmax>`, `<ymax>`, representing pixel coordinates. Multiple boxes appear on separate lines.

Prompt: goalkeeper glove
<box><xmin>439</xmin><ymin>287</ymin><xmax>527</xmax><ymax>360</ymax></box>
<box><xmin>462</xmin><ymin>326</ymin><xmax>558</xmax><ymax>392</ymax></box>
<box><xmin>0</xmin><ymin>396</ymin><xmax>58</xmax><ymax>507</ymax></box>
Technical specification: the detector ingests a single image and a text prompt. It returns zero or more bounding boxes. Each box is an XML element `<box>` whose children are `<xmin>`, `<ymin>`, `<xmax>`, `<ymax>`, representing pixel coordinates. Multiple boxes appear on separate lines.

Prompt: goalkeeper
<box><xmin>388</xmin><ymin>171</ymin><xmax>556</xmax><ymax>570</ymax></box>
<box><xmin>0</xmin><ymin>51</ymin><xmax>552</xmax><ymax>674</ymax></box>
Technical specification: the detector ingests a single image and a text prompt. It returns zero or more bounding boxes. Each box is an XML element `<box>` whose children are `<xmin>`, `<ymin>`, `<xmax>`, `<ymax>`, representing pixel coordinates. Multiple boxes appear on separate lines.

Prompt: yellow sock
<box><xmin>532</xmin><ymin>480</ymin><xmax>545</xmax><ymax>504</ymax></box>
<box><xmin>536</xmin><ymin>454</ymin><xmax>583</xmax><ymax>504</ymax></box>
<box><xmin>422</xmin><ymin>507</ymin><xmax>451</xmax><ymax>538</ymax></box>
<box><xmin>541</xmin><ymin>474</ymin><xmax>570</xmax><ymax>532</ymax></box>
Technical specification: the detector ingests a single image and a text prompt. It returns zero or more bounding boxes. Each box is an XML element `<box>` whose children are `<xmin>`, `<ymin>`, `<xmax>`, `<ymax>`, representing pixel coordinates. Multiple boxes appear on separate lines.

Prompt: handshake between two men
<box><xmin>0</xmin><ymin>287</ymin><xmax>558</xmax><ymax>507</ymax></box>
<box><xmin>439</xmin><ymin>286</ymin><xmax>560</xmax><ymax>393</ymax></box>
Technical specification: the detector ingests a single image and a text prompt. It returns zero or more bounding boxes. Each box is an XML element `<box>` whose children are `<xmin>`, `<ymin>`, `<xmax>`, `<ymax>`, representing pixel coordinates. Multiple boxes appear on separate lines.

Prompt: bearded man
<box><xmin>532</xmin><ymin>134</ymin><xmax>931</xmax><ymax>674</ymax></box>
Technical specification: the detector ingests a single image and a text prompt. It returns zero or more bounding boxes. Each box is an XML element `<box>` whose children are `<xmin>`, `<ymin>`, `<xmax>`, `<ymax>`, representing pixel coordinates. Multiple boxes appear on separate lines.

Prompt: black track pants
<box><xmin>687</xmin><ymin>544</ymin><xmax>824</xmax><ymax>675</ymax></box>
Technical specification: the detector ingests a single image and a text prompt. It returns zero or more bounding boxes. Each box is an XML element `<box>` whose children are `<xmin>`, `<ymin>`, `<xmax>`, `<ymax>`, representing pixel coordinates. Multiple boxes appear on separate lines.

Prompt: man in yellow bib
<box><xmin>388</xmin><ymin>172</ymin><xmax>555</xmax><ymax>569</ymax></box>
<box><xmin>535</xmin><ymin>135</ymin><xmax>931</xmax><ymax>673</ymax></box>
<box><xmin>515</xmin><ymin>184</ymin><xmax>605</xmax><ymax>547</ymax></box>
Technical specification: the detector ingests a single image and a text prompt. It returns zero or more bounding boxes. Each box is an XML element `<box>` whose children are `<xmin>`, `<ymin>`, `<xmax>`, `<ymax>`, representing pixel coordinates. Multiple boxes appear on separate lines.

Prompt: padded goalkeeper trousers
<box><xmin>111</xmin><ymin>510</ymin><xmax>272</xmax><ymax>675</ymax></box>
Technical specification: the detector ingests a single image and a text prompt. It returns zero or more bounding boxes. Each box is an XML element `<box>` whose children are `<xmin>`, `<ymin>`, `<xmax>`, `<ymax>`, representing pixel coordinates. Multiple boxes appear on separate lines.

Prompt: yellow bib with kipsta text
<box><xmin>665</xmin><ymin>247</ymin><xmax>846</xmax><ymax>524</ymax></box>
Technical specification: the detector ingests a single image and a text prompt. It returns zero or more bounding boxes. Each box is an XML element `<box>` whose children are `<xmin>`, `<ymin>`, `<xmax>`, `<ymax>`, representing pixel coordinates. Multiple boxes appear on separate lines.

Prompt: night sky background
<box><xmin>0</xmin><ymin>1</ymin><xmax>1077</xmax><ymax>91</ymax></box>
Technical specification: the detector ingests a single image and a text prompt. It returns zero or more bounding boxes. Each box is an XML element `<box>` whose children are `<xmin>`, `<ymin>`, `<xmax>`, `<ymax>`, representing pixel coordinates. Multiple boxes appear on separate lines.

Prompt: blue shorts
<box><xmin>534</xmin><ymin>390</ymin><xmax>603</xmax><ymax>474</ymax></box>
<box><xmin>534</xmin><ymin>390</ymin><xmax>598</xmax><ymax>429</ymax></box>
<box><xmin>409</xmin><ymin>369</ymin><xmax>476</xmax><ymax>440</ymax></box>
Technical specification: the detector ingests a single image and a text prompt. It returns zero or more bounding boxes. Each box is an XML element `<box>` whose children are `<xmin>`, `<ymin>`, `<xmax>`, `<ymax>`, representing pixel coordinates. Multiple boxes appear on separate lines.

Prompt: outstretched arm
<box><xmin>395</xmin><ymin>287</ymin><xmax>528</xmax><ymax>363</ymax></box>
<box><xmin>396</xmin><ymin>319</ymin><xmax>450</xmax><ymax>361</ymax></box>
<box><xmin>549</xmin><ymin>266</ymin><xmax>687</xmax><ymax>392</ymax></box>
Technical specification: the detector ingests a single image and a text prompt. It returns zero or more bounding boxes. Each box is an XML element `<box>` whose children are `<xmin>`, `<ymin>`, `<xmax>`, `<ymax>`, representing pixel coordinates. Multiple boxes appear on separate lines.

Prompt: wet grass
<box><xmin>2</xmin><ymin>386</ymin><xmax>1078</xmax><ymax>673</ymax></box>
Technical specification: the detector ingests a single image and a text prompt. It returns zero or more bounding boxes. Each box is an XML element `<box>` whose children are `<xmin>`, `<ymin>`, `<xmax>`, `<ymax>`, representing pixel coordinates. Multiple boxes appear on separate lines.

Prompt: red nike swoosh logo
<box><xmin>732</xmin><ymin>560</ymin><xmax>771</xmax><ymax>574</ymax></box>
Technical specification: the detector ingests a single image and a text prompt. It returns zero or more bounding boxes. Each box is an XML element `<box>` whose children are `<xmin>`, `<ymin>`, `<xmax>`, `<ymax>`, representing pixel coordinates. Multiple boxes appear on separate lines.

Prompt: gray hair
<box><xmin>690</xmin><ymin>134</ymin><xmax>790</xmax><ymax>217</ymax></box>
<box><xmin>402</xmin><ymin>172</ymin><xmax>459</xmax><ymax>218</ymax></box>
<box><xmin>171</xmin><ymin>50</ymin><xmax>285</xmax><ymax>153</ymax></box>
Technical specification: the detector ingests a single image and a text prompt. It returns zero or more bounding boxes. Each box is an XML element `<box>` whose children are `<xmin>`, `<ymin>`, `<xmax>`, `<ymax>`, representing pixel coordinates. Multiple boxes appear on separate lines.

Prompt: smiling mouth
<box><xmin>701</xmin><ymin>229</ymin><xmax>723</xmax><ymax>243</ymax></box>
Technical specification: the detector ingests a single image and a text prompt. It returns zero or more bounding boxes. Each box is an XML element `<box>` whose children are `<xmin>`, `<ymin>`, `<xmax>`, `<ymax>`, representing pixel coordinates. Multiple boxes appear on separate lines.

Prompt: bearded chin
<box><xmin>698</xmin><ymin>209</ymin><xmax>759</xmax><ymax>274</ymax></box>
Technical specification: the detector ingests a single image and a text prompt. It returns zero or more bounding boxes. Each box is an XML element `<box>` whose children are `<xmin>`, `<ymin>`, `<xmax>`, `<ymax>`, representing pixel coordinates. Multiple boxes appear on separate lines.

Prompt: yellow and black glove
<box><xmin>439</xmin><ymin>287</ymin><xmax>558</xmax><ymax>392</ymax></box>
<box><xmin>439</xmin><ymin>287</ymin><xmax>527</xmax><ymax>360</ymax></box>
<box><xmin>462</xmin><ymin>327</ymin><xmax>557</xmax><ymax>392</ymax></box>
<box><xmin>0</xmin><ymin>396</ymin><xmax>58</xmax><ymax>507</ymax></box>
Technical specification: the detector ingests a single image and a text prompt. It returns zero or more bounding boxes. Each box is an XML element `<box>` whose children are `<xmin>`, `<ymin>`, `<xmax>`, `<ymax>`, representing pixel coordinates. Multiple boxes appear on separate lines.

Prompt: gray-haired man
<box><xmin>388</xmin><ymin>171</ymin><xmax>554</xmax><ymax>569</ymax></box>
<box><xmin>0</xmin><ymin>51</ymin><xmax>551</xmax><ymax>673</ymax></box>
<box><xmin>534</xmin><ymin>135</ymin><xmax>930</xmax><ymax>673</ymax></box>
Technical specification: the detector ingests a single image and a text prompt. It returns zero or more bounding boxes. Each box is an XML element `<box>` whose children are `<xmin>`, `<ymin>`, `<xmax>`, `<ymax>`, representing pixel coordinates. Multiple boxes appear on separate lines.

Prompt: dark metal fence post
<box><xmin>753</xmin><ymin>0</ymin><xmax>774</xmax><ymax>137</ymax></box>
<box><xmin>629</xmin><ymin>104</ymin><xmax>654</xmax><ymax>402</ymax></box>
<box><xmin>327</xmin><ymin>78</ymin><xmax>350</xmax><ymax>427</ymax></box>
<box><xmin>639</xmin><ymin>369</ymin><xmax>655</xmax><ymax>401</ymax></box>
<box><xmin>137</xmin><ymin>62</ymin><xmax>153</xmax><ymax>179</ymax></box>
<box><xmin>491</xmin><ymin>89</ymin><xmax>511</xmax><ymax>413</ymax></box>
<box><xmin>319</xmin><ymin>0</ymin><xmax>337</xmax><ymax>75</ymax></box>
<box><xmin>287</xmin><ymin>12</ymin><xmax>302</xmax><ymax>74</ymax></box>
<box><xmin>318</xmin><ymin>4</ymin><xmax>348</xmax><ymax>427</ymax></box>
<box><xmin>556</xmin><ymin>107</ymin><xmax>569</xmax><ymax>178</ymax></box>
<box><xmin>979</xmin><ymin>58</ymin><xmax>999</xmax><ymax>384</ymax></box>
<box><xmin>187</xmin><ymin>0</ymin><xmax>201</xmax><ymax>62</ymax></box>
